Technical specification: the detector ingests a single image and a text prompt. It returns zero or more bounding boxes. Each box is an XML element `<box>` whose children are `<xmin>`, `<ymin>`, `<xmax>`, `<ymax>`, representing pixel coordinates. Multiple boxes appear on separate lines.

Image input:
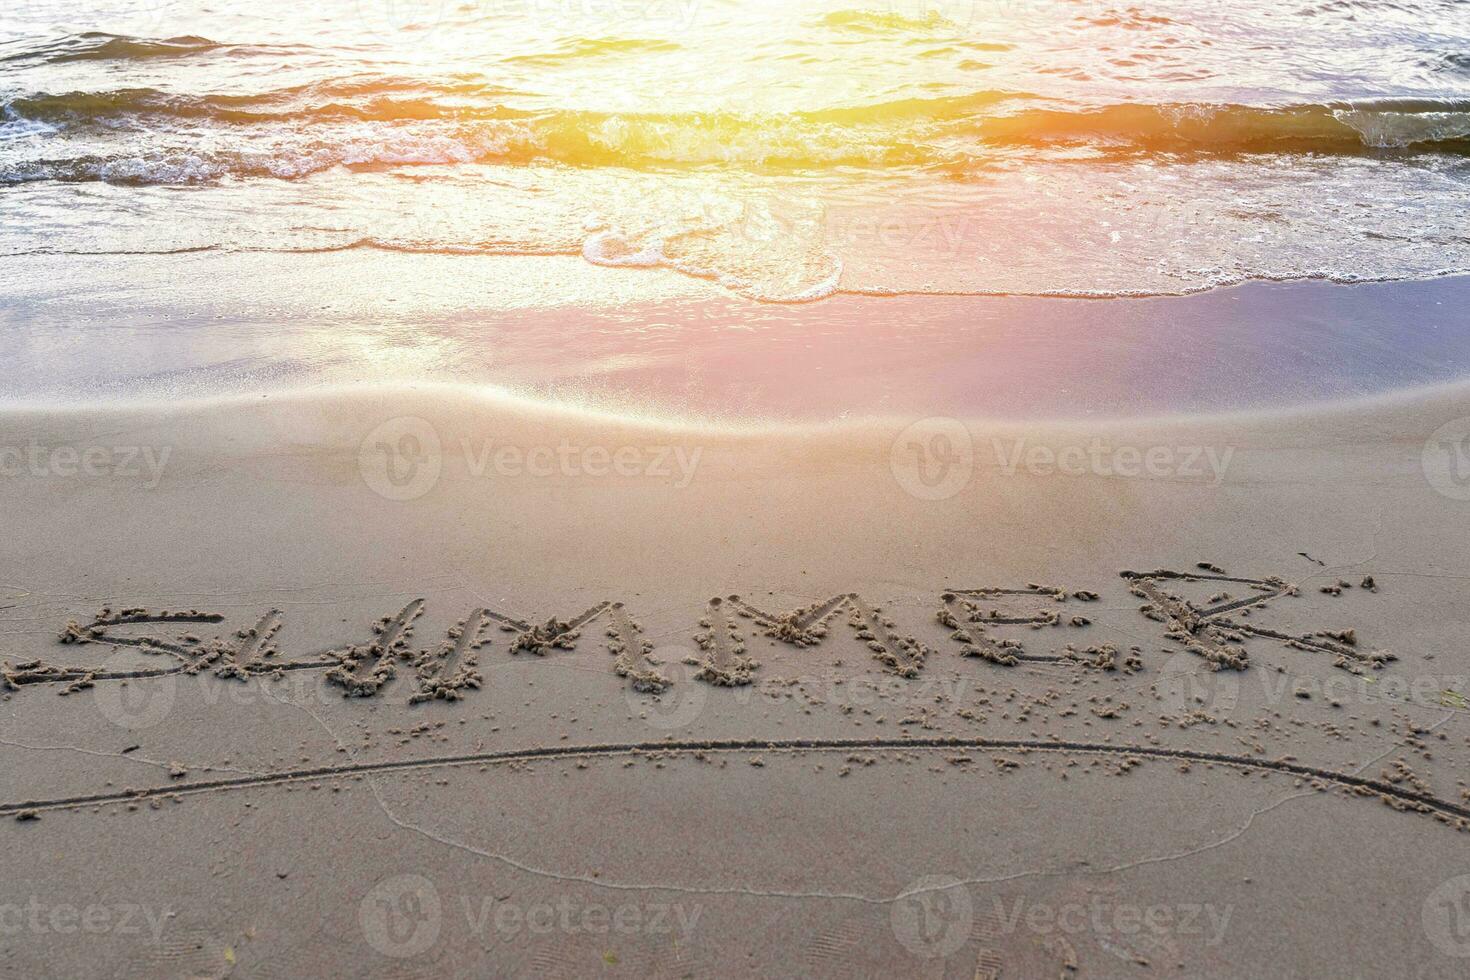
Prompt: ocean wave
<box><xmin>9</xmin><ymin>232</ymin><xmax>1463</xmax><ymax>304</ymax></box>
<box><xmin>0</xmin><ymin>104</ymin><xmax>57</xmax><ymax>142</ymax></box>
<box><xmin>960</xmin><ymin>100</ymin><xmax>1470</xmax><ymax>152</ymax></box>
<box><xmin>0</xmin><ymin>132</ymin><xmax>503</xmax><ymax>184</ymax></box>
<box><xmin>1334</xmin><ymin>107</ymin><xmax>1470</xmax><ymax>148</ymax></box>
<box><xmin>1429</xmin><ymin>51</ymin><xmax>1470</xmax><ymax>77</ymax></box>
<box><xmin>0</xmin><ymin>239</ymin><xmax>581</xmax><ymax>259</ymax></box>
<box><xmin>0</xmin><ymin>32</ymin><xmax>291</xmax><ymax>65</ymax></box>
<box><xmin>1</xmin><ymin>84</ymin><xmax>1014</xmax><ymax>128</ymax></box>
<box><xmin>582</xmin><ymin>230</ymin><xmax>667</xmax><ymax>268</ymax></box>
<box><xmin>9</xmin><ymin>80</ymin><xmax>1470</xmax><ymax>146</ymax></box>
<box><xmin>5</xmin><ymin>88</ymin><xmax>1470</xmax><ymax>187</ymax></box>
<box><xmin>3</xmin><ymin>82</ymin><xmax>536</xmax><ymax>126</ymax></box>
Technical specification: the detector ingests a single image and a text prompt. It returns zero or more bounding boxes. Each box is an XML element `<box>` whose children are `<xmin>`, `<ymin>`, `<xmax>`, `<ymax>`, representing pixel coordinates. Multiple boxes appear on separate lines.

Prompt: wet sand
<box><xmin>3</xmin><ymin>380</ymin><xmax>1470</xmax><ymax>976</ymax></box>
<box><xmin>5</xmin><ymin>251</ymin><xmax>1470</xmax><ymax>421</ymax></box>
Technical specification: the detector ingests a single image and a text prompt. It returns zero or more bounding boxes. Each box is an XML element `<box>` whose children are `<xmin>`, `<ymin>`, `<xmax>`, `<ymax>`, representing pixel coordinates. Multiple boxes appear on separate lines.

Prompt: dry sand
<box><xmin>2</xmin><ymin>380</ymin><xmax>1470</xmax><ymax>977</ymax></box>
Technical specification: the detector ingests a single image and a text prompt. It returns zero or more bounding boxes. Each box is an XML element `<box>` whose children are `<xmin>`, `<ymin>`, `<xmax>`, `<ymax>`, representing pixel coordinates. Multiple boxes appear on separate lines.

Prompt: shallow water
<box><xmin>3</xmin><ymin>0</ymin><xmax>1470</xmax><ymax>301</ymax></box>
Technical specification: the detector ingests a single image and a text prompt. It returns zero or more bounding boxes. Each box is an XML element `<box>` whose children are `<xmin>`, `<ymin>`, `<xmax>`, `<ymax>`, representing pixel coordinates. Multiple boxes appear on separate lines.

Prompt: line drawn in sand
<box><xmin>938</xmin><ymin>585</ymin><xmax>1101</xmax><ymax>667</ymax></box>
<box><xmin>488</xmin><ymin>598</ymin><xmax>670</xmax><ymax>691</ymax></box>
<box><xmin>720</xmin><ymin>593</ymin><xmax>934</xmax><ymax>678</ymax></box>
<box><xmin>1123</xmin><ymin>566</ymin><xmax>1395</xmax><ymax>675</ymax></box>
<box><xmin>0</xmin><ymin>570</ymin><xmax>1405</xmax><ymax>707</ymax></box>
<box><xmin>607</xmin><ymin>602</ymin><xmax>670</xmax><ymax>692</ymax></box>
<box><xmin>4</xmin><ymin>607</ymin><xmax>236</xmax><ymax>692</ymax></box>
<box><xmin>407</xmin><ymin>607</ymin><xmax>490</xmax><ymax>704</ymax></box>
<box><xmin>692</xmin><ymin>596</ymin><xmax>759</xmax><ymax>686</ymax></box>
<box><xmin>216</xmin><ymin>609</ymin><xmax>286</xmax><ymax>679</ymax></box>
<box><xmin>0</xmin><ymin>598</ymin><xmax>662</xmax><ymax>701</ymax></box>
<box><xmin>324</xmin><ymin>599</ymin><xmax>425</xmax><ymax>696</ymax></box>
<box><xmin>3</xmin><ymin>736</ymin><xmax>1467</xmax><ymax>830</ymax></box>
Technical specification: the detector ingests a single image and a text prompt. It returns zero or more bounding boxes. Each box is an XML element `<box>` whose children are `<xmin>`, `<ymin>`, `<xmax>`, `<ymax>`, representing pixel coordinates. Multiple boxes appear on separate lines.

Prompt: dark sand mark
<box><xmin>8</xmin><ymin>737</ymin><xmax>1467</xmax><ymax>827</ymax></box>
<box><xmin>970</xmin><ymin>902</ymin><xmax>1015</xmax><ymax>980</ymax></box>
<box><xmin>803</xmin><ymin>918</ymin><xmax>866</xmax><ymax>972</ymax></box>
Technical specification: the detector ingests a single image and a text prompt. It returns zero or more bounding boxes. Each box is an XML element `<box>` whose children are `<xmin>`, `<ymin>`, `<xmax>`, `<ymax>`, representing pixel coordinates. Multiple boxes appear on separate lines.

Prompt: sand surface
<box><xmin>3</xmin><ymin>382</ymin><xmax>1470</xmax><ymax>977</ymax></box>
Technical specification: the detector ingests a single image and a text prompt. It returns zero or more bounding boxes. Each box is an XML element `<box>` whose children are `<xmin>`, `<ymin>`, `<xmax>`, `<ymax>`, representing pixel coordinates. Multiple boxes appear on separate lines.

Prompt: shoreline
<box><xmin>3</xmin><ymin>252</ymin><xmax>1469</xmax><ymax>421</ymax></box>
<box><xmin>5</xmin><ymin>370</ymin><xmax>1470</xmax><ymax>436</ymax></box>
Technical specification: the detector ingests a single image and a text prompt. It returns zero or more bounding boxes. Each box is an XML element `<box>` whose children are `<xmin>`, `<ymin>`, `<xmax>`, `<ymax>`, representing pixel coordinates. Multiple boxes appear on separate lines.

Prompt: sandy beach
<box><xmin>3</xmin><ymin>375</ymin><xmax>1470</xmax><ymax>976</ymax></box>
<box><xmin>7</xmin><ymin>0</ymin><xmax>1470</xmax><ymax>974</ymax></box>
